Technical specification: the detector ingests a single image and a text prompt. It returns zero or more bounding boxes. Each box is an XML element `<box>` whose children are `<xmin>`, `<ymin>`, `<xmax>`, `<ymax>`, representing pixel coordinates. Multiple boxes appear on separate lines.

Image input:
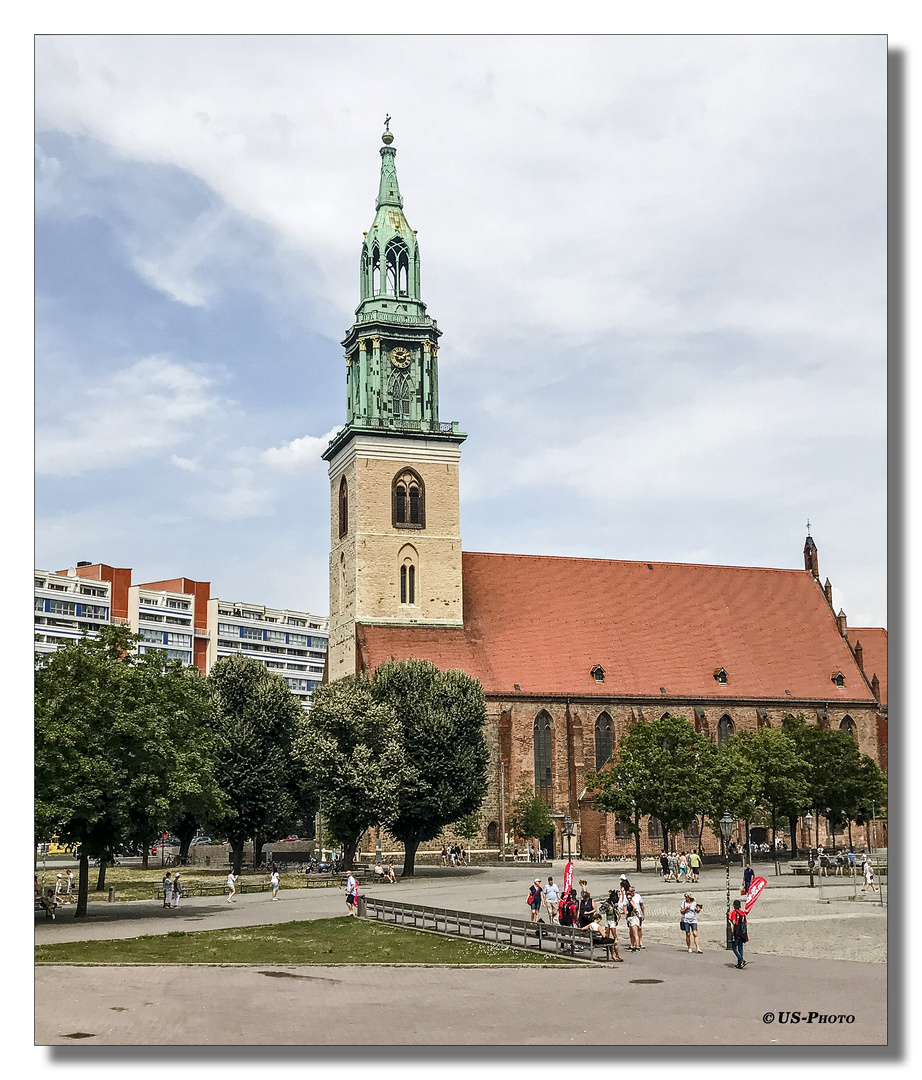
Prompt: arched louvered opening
<box><xmin>371</xmin><ymin>245</ymin><xmax>381</xmax><ymax>295</ymax></box>
<box><xmin>338</xmin><ymin>476</ymin><xmax>348</xmax><ymax>538</ymax></box>
<box><xmin>392</xmin><ymin>469</ymin><xmax>425</xmax><ymax>529</ymax></box>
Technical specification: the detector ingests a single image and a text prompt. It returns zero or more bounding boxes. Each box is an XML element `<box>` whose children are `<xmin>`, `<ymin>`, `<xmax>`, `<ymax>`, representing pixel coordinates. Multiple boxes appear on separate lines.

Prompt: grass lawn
<box><xmin>38</xmin><ymin>866</ymin><xmax>312</xmax><ymax>904</ymax></box>
<box><xmin>34</xmin><ymin>917</ymin><xmax>577</xmax><ymax>966</ymax></box>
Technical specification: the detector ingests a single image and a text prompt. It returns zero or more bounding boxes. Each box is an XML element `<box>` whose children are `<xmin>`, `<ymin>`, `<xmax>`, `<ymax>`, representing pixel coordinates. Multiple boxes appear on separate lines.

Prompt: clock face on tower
<box><xmin>390</xmin><ymin>346</ymin><xmax>412</xmax><ymax>369</ymax></box>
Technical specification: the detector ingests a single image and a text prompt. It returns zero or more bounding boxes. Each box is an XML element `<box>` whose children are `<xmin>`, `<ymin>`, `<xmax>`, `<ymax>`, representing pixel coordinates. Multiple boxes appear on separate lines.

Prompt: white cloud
<box><xmin>36</xmin><ymin>356</ymin><xmax>225</xmax><ymax>476</ymax></box>
<box><xmin>260</xmin><ymin>428</ymin><xmax>341</xmax><ymax>472</ymax></box>
<box><xmin>170</xmin><ymin>455</ymin><xmax>199</xmax><ymax>472</ymax></box>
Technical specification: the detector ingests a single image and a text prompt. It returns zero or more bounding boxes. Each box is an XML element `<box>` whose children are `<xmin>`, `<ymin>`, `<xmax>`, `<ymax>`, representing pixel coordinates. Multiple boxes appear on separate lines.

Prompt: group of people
<box><xmin>526</xmin><ymin>874</ymin><xmax>646</xmax><ymax>961</ymax></box>
<box><xmin>658</xmin><ymin>850</ymin><xmax>701</xmax><ymax>883</ymax></box>
<box><xmin>161</xmin><ymin>871</ymin><xmax>183</xmax><ymax>909</ymax></box>
<box><xmin>440</xmin><ymin>844</ymin><xmax>468</xmax><ymax>867</ymax></box>
<box><xmin>374</xmin><ymin>862</ymin><xmax>397</xmax><ymax>882</ymax></box>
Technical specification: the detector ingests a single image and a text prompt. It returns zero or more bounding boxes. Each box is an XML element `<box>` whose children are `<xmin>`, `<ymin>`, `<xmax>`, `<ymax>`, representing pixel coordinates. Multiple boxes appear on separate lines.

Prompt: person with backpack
<box><xmin>558</xmin><ymin>888</ymin><xmax>578</xmax><ymax>927</ymax></box>
<box><xmin>729</xmin><ymin>899</ymin><xmax>748</xmax><ymax>968</ymax></box>
<box><xmin>527</xmin><ymin>878</ymin><xmax>543</xmax><ymax>922</ymax></box>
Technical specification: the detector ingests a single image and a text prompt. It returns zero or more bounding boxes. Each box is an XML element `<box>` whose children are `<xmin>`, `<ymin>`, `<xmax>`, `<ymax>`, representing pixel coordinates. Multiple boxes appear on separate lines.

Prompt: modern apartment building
<box><xmin>34</xmin><ymin>562</ymin><xmax>328</xmax><ymax>708</ymax></box>
<box><xmin>34</xmin><ymin>564</ymin><xmax>113</xmax><ymax>659</ymax></box>
<box><xmin>207</xmin><ymin>600</ymin><xmax>328</xmax><ymax>709</ymax></box>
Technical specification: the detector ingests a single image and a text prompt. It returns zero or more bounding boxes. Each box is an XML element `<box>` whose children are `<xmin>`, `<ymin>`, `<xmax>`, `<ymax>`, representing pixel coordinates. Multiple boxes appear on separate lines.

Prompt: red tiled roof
<box><xmin>358</xmin><ymin>552</ymin><xmax>877</xmax><ymax>704</ymax></box>
<box><xmin>850</xmin><ymin>627</ymin><xmax>887</xmax><ymax>706</ymax></box>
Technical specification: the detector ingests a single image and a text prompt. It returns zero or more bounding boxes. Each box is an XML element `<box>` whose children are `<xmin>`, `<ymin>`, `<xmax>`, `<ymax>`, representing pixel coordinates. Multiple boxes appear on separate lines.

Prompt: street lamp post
<box><xmin>805</xmin><ymin>812</ymin><xmax>815</xmax><ymax>888</ymax></box>
<box><xmin>719</xmin><ymin>813</ymin><xmax>734</xmax><ymax>949</ymax></box>
<box><xmin>562</xmin><ymin>814</ymin><xmax>575</xmax><ymax>864</ymax></box>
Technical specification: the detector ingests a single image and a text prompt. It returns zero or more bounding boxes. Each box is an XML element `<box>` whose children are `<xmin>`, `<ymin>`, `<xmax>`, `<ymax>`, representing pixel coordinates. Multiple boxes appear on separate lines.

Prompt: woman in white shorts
<box><xmin>679</xmin><ymin>892</ymin><xmax>703</xmax><ymax>953</ymax></box>
<box><xmin>600</xmin><ymin>890</ymin><xmax>623</xmax><ymax>962</ymax></box>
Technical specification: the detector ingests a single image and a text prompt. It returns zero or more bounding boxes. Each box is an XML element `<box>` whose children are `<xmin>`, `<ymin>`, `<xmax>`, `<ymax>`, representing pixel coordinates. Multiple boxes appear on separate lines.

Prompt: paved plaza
<box><xmin>34</xmin><ymin>860</ymin><xmax>888</xmax><ymax>1047</ymax></box>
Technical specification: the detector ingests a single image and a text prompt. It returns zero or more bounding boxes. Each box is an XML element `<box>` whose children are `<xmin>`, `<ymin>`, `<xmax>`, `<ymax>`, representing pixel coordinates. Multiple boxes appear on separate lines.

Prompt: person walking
<box><xmin>172</xmin><ymin>874</ymin><xmax>182</xmax><ymax>909</ymax></box>
<box><xmin>66</xmin><ymin>870</ymin><xmax>75</xmax><ymax>895</ymax></box>
<box><xmin>270</xmin><ymin>869</ymin><xmax>280</xmax><ymax>899</ymax></box>
<box><xmin>226</xmin><ymin>871</ymin><xmax>237</xmax><ymax>902</ymax></box>
<box><xmin>622</xmin><ymin>886</ymin><xmax>645</xmax><ymax>951</ymax></box>
<box><xmin>528</xmin><ymin>878</ymin><xmax>544</xmax><ymax>923</ymax></box>
<box><xmin>599</xmin><ymin>889</ymin><xmax>624</xmax><ymax>962</ymax></box>
<box><xmin>679</xmin><ymin>892</ymin><xmax>703</xmax><ymax>953</ymax></box>
<box><xmin>863</xmin><ymin>858</ymin><xmax>877</xmax><ymax>893</ymax></box>
<box><xmin>162</xmin><ymin>872</ymin><xmax>173</xmax><ymax>909</ymax></box>
<box><xmin>688</xmin><ymin>850</ymin><xmax>701</xmax><ymax>882</ymax></box>
<box><xmin>742</xmin><ymin>862</ymin><xmax>755</xmax><ymax>896</ymax></box>
<box><xmin>729</xmin><ymin>899</ymin><xmax>748</xmax><ymax>968</ymax></box>
<box><xmin>345</xmin><ymin>871</ymin><xmax>358</xmax><ymax>915</ymax></box>
<box><xmin>659</xmin><ymin>851</ymin><xmax>669</xmax><ymax>878</ymax></box>
<box><xmin>678</xmin><ymin>852</ymin><xmax>689</xmax><ymax>884</ymax></box>
<box><xmin>544</xmin><ymin>876</ymin><xmax>560</xmax><ymax>923</ymax></box>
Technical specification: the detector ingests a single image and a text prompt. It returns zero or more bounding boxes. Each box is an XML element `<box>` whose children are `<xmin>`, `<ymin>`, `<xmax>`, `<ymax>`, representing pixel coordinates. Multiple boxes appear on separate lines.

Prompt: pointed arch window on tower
<box><xmin>717</xmin><ymin>715</ymin><xmax>735</xmax><ymax>746</ymax></box>
<box><xmin>385</xmin><ymin>239</ymin><xmax>409</xmax><ymax>298</ymax></box>
<box><xmin>371</xmin><ymin>245</ymin><xmax>381</xmax><ymax>296</ymax></box>
<box><xmin>398</xmin><ymin>545</ymin><xmax>418</xmax><ymax>606</ymax></box>
<box><xmin>338</xmin><ymin>476</ymin><xmax>348</xmax><ymax>538</ymax></box>
<box><xmin>389</xmin><ymin>370</ymin><xmax>411</xmax><ymax>420</ymax></box>
<box><xmin>392</xmin><ymin>469</ymin><xmax>425</xmax><ymax>529</ymax></box>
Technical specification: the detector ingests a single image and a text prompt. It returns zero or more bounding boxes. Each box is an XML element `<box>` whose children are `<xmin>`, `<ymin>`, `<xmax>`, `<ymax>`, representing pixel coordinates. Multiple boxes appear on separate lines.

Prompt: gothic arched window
<box><xmin>487</xmin><ymin>821</ymin><xmax>498</xmax><ymax>846</ymax></box>
<box><xmin>389</xmin><ymin>370</ymin><xmax>411</xmax><ymax>420</ymax></box>
<box><xmin>393</xmin><ymin>469</ymin><xmax>425</xmax><ymax>529</ymax></box>
<box><xmin>534</xmin><ymin>711</ymin><xmax>553</xmax><ymax>800</ymax></box>
<box><xmin>717</xmin><ymin>715</ymin><xmax>735</xmax><ymax>746</ymax></box>
<box><xmin>385</xmin><ymin>239</ymin><xmax>409</xmax><ymax>297</ymax></box>
<box><xmin>839</xmin><ymin>715</ymin><xmax>857</xmax><ymax>738</ymax></box>
<box><xmin>595</xmin><ymin>712</ymin><xmax>613</xmax><ymax>770</ymax></box>
<box><xmin>338</xmin><ymin>476</ymin><xmax>348</xmax><ymax>538</ymax></box>
<box><xmin>371</xmin><ymin>245</ymin><xmax>381</xmax><ymax>295</ymax></box>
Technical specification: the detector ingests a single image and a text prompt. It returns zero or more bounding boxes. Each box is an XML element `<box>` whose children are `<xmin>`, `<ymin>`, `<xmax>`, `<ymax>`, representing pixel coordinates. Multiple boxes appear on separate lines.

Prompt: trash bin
<box><xmin>108</xmin><ymin>886</ymin><xmax>115</xmax><ymax>902</ymax></box>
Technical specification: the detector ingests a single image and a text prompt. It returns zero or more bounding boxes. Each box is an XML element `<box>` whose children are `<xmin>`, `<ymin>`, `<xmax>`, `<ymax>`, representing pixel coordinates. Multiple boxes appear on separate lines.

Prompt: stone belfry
<box><xmin>322</xmin><ymin>123</ymin><xmax>466</xmax><ymax>681</ymax></box>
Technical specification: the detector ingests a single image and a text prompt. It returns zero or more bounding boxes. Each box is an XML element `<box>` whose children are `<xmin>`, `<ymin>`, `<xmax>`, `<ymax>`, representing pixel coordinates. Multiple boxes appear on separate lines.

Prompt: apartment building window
<box><xmin>140</xmin><ymin>629</ymin><xmax>164</xmax><ymax>644</ymax></box>
<box><xmin>47</xmin><ymin>599</ymin><xmax>77</xmax><ymax>616</ymax></box>
<box><xmin>80</xmin><ymin>585</ymin><xmax>106</xmax><ymax>596</ymax></box>
<box><xmin>141</xmin><ymin>598</ymin><xmax>160</xmax><ymax>606</ymax></box>
<box><xmin>167</xmin><ymin>633</ymin><xmax>192</xmax><ymax>647</ymax></box>
<box><xmin>288</xmin><ymin>617</ymin><xmax>306</xmax><ymax>627</ymax></box>
<box><xmin>266</xmin><ymin>630</ymin><xmax>286</xmax><ymax>643</ymax></box>
<box><xmin>167</xmin><ymin>599</ymin><xmax>190</xmax><ymax>610</ymax></box>
<box><xmin>35</xmin><ymin>597</ymin><xmax>44</xmax><ymax>612</ymax></box>
<box><xmin>288</xmin><ymin>633</ymin><xmax>308</xmax><ymax>645</ymax></box>
<box><xmin>80</xmin><ymin>604</ymin><xmax>107</xmax><ymax>619</ymax></box>
<box><xmin>47</xmin><ymin>582</ymin><xmax>68</xmax><ymax>592</ymax></box>
<box><xmin>218</xmin><ymin>623</ymin><xmax>238</xmax><ymax>635</ymax></box>
<box><xmin>35</xmin><ymin>578</ymin><xmax>43</xmax><ymax>589</ymax></box>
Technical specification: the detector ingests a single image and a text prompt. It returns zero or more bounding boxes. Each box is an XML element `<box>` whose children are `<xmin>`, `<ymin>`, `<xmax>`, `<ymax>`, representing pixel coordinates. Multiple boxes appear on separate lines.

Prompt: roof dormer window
<box><xmin>714</xmin><ymin>668</ymin><xmax>729</xmax><ymax>685</ymax></box>
<box><xmin>831</xmin><ymin>671</ymin><xmax>845</xmax><ymax>688</ymax></box>
<box><xmin>590</xmin><ymin>665</ymin><xmax>605</xmax><ymax>683</ymax></box>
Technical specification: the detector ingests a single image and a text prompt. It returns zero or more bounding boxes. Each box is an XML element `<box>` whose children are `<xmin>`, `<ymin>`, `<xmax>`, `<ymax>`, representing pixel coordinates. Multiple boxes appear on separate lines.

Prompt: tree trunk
<box><xmin>402</xmin><ymin>836</ymin><xmax>421</xmax><ymax>877</ymax></box>
<box><xmin>634</xmin><ymin>811</ymin><xmax>642</xmax><ymax>874</ymax></box>
<box><xmin>75</xmin><ymin>853</ymin><xmax>90</xmax><ymax>918</ymax></box>
<box><xmin>788</xmin><ymin>814</ymin><xmax>799</xmax><ymax>858</ymax></box>
<box><xmin>95</xmin><ymin>858</ymin><xmax>107</xmax><ymax>892</ymax></box>
<box><xmin>847</xmin><ymin>821</ymin><xmax>853</xmax><ymax>849</ymax></box>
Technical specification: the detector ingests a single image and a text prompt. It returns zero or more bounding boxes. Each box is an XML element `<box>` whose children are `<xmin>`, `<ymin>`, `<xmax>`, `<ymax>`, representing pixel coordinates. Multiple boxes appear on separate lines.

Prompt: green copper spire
<box><xmin>323</xmin><ymin>124</ymin><xmax>464</xmax><ymax>461</ymax></box>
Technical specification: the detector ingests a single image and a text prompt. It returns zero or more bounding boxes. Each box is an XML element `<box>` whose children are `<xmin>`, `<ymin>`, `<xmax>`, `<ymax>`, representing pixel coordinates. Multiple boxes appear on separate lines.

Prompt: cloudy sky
<box><xmin>33</xmin><ymin>33</ymin><xmax>888</xmax><ymax>627</ymax></box>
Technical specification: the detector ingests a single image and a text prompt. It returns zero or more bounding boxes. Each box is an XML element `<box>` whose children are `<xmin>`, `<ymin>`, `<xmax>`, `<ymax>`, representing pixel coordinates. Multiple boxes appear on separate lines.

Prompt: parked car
<box><xmin>190</xmin><ymin>836</ymin><xmax>213</xmax><ymax>846</ymax></box>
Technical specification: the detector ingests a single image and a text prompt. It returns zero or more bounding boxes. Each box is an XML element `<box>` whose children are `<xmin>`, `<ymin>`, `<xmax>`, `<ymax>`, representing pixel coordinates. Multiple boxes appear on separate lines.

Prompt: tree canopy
<box><xmin>369</xmin><ymin>659</ymin><xmax>489</xmax><ymax>877</ymax></box>
<box><xmin>205</xmin><ymin>656</ymin><xmax>310</xmax><ymax>875</ymax></box>
<box><xmin>35</xmin><ymin>625</ymin><xmax>220</xmax><ymax>915</ymax></box>
<box><xmin>296</xmin><ymin>676</ymin><xmax>406</xmax><ymax>867</ymax></box>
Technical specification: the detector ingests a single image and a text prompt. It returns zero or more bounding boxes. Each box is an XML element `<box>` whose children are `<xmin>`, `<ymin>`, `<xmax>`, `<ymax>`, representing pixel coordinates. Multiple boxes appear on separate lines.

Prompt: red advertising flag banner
<box><xmin>744</xmin><ymin>876</ymin><xmax>767</xmax><ymax>913</ymax></box>
<box><xmin>563</xmin><ymin>861</ymin><xmax>573</xmax><ymax>898</ymax></box>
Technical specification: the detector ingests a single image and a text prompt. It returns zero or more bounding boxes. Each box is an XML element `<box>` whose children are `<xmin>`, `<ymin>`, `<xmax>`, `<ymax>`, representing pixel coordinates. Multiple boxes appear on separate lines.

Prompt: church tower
<box><xmin>322</xmin><ymin>125</ymin><xmax>466</xmax><ymax>681</ymax></box>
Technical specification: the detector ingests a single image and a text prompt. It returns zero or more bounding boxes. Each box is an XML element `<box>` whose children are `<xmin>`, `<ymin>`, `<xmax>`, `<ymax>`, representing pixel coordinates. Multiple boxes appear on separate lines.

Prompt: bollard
<box><xmin>108</xmin><ymin>886</ymin><xmax>115</xmax><ymax>902</ymax></box>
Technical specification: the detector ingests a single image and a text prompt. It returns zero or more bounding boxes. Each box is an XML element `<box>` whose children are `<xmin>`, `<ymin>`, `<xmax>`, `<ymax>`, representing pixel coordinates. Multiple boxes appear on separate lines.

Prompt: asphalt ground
<box><xmin>34</xmin><ymin>860</ymin><xmax>889</xmax><ymax>1047</ymax></box>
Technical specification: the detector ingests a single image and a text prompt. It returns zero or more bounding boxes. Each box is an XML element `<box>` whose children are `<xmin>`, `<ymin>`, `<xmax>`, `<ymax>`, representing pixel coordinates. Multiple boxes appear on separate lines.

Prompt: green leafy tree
<box><xmin>370</xmin><ymin>659</ymin><xmax>489</xmax><ymax>877</ymax></box>
<box><xmin>724</xmin><ymin>727</ymin><xmax>811</xmax><ymax>858</ymax></box>
<box><xmin>296</xmin><ymin>676</ymin><xmax>406</xmax><ymax>868</ymax></box>
<box><xmin>586</xmin><ymin>714</ymin><xmax>716</xmax><ymax>870</ymax></box>
<box><xmin>507</xmin><ymin>784</ymin><xmax>555</xmax><ymax>852</ymax></box>
<box><xmin>206</xmin><ymin>657</ymin><xmax>309</xmax><ymax>875</ymax></box>
<box><xmin>451</xmin><ymin>808</ymin><xmax>485</xmax><ymax>843</ymax></box>
<box><xmin>35</xmin><ymin>625</ymin><xmax>219</xmax><ymax>916</ymax></box>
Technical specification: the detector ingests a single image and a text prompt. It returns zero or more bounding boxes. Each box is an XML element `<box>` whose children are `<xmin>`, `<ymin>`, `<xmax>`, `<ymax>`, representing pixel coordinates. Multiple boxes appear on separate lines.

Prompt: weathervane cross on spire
<box><xmin>806</xmin><ymin>519</ymin><xmax>812</xmax><ymax>534</ymax></box>
<box><xmin>384</xmin><ymin>114</ymin><xmax>391</xmax><ymax>132</ymax></box>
